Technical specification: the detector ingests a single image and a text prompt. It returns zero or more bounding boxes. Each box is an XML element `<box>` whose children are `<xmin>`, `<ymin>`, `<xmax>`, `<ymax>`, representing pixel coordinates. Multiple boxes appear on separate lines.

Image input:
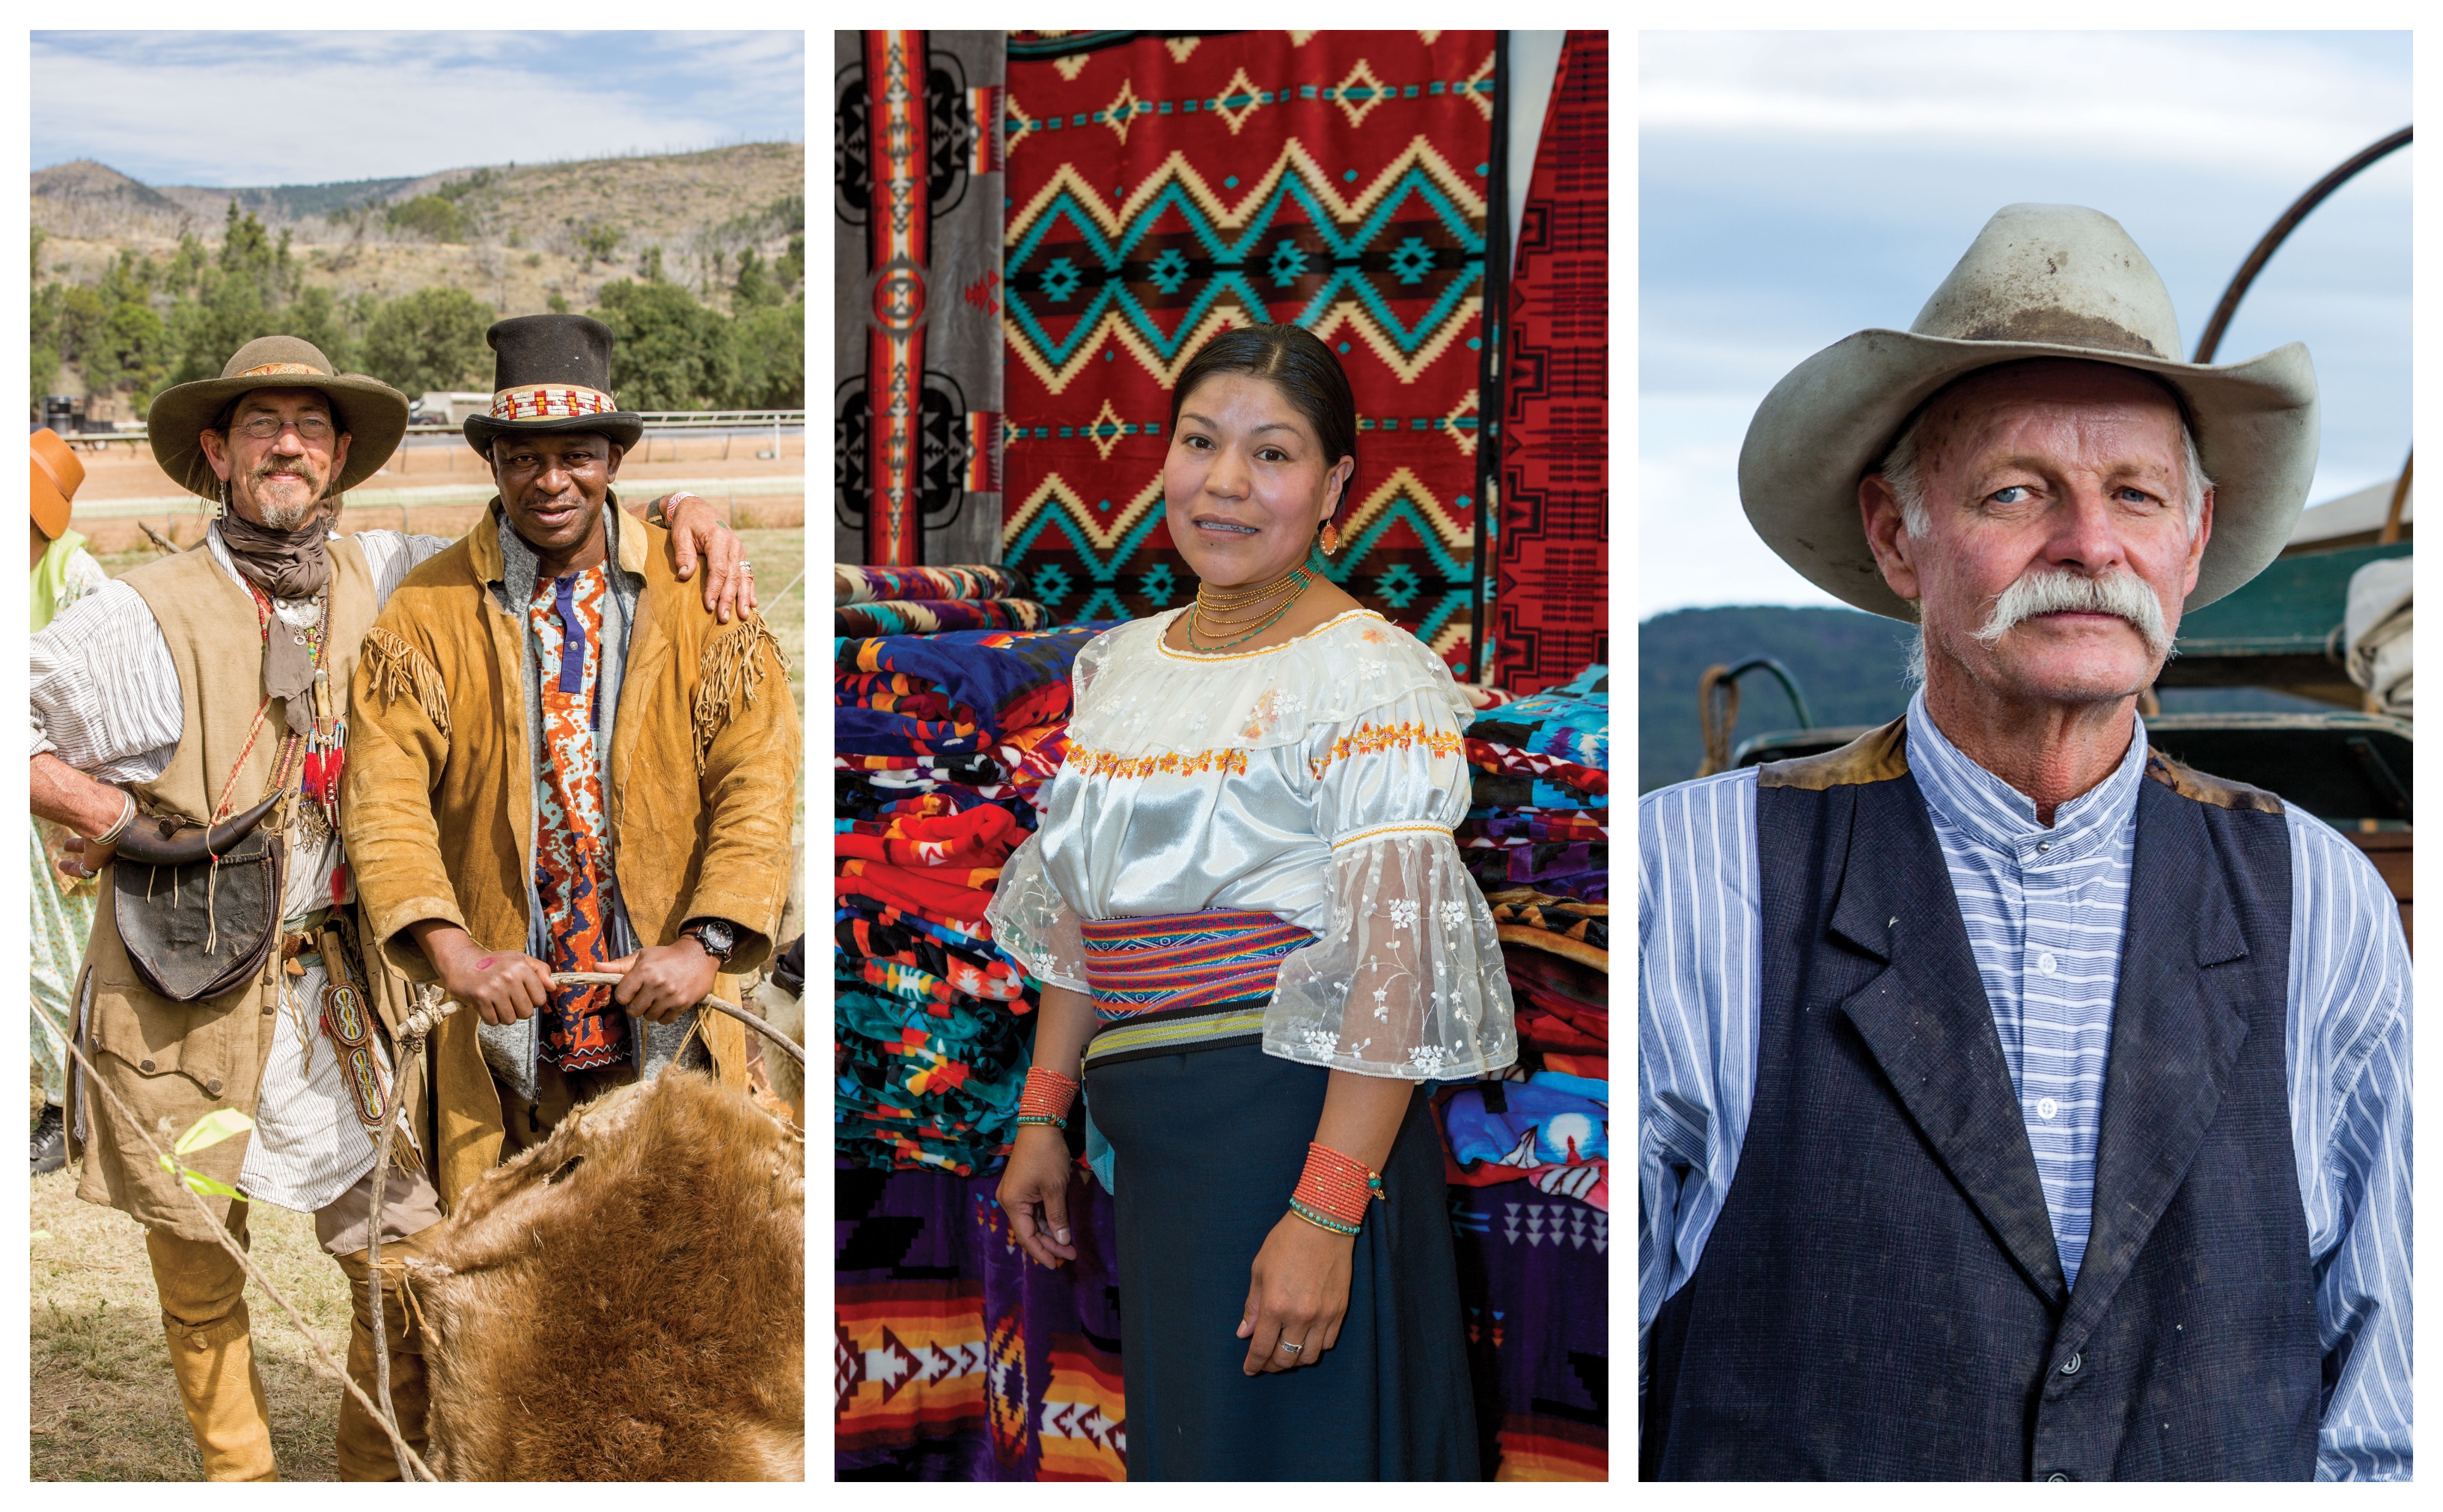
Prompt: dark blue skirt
<box><xmin>1084</xmin><ymin>1033</ymin><xmax>1477</xmax><ymax>1481</ymax></box>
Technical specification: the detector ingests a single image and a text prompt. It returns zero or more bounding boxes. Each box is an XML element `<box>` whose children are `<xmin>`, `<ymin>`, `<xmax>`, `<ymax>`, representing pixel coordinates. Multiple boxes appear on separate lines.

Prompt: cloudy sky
<box><xmin>30</xmin><ymin>31</ymin><xmax>804</xmax><ymax>187</ymax></box>
<box><xmin>1640</xmin><ymin>30</ymin><xmax>2412</xmax><ymax>617</ymax></box>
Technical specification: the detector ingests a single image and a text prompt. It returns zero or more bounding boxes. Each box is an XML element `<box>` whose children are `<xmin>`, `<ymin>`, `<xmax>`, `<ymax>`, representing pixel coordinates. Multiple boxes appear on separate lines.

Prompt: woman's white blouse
<box><xmin>987</xmin><ymin>607</ymin><xmax>1517</xmax><ymax>1082</ymax></box>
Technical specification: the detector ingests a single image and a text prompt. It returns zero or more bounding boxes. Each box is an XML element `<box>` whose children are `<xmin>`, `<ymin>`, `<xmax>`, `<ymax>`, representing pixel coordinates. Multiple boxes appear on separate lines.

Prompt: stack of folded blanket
<box><xmin>1437</xmin><ymin>663</ymin><xmax>1610</xmax><ymax>1207</ymax></box>
<box><xmin>834</xmin><ymin>561</ymin><xmax>1050</xmax><ymax>638</ymax></box>
<box><xmin>833</xmin><ymin>619</ymin><xmax>1108</xmax><ymax>1175</ymax></box>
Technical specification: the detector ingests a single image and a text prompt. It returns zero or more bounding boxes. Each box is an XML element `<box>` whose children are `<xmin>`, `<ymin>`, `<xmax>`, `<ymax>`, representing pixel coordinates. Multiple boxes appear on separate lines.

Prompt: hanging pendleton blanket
<box><xmin>1001</xmin><ymin>30</ymin><xmax>1500</xmax><ymax>678</ymax></box>
<box><xmin>1492</xmin><ymin>30</ymin><xmax>1608</xmax><ymax>695</ymax></box>
<box><xmin>836</xmin><ymin>31</ymin><xmax>1008</xmax><ymax>567</ymax></box>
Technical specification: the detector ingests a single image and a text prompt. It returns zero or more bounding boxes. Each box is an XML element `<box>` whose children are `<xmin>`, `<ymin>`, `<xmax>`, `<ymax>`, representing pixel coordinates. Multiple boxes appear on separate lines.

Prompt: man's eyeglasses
<box><xmin>228</xmin><ymin>415</ymin><xmax>335</xmax><ymax>442</ymax></box>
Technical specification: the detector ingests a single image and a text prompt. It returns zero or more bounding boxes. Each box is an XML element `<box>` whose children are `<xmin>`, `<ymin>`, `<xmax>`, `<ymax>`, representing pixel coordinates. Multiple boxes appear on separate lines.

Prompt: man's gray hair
<box><xmin>1878</xmin><ymin>402</ymin><xmax>2210</xmax><ymax>540</ymax></box>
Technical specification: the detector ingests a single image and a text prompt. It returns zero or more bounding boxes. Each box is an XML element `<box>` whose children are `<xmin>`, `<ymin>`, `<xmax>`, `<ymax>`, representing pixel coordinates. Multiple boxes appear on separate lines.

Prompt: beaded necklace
<box><xmin>1187</xmin><ymin>566</ymin><xmax>1314</xmax><ymax>651</ymax></box>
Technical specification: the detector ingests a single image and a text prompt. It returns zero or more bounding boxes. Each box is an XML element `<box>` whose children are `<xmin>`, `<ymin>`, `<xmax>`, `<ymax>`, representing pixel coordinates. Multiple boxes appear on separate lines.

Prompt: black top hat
<box><xmin>461</xmin><ymin>314</ymin><xmax>645</xmax><ymax>457</ymax></box>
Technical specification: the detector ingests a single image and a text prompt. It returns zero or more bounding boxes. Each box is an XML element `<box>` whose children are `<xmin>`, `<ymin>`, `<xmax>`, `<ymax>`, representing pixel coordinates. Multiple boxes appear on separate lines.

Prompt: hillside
<box><xmin>32</xmin><ymin>142</ymin><xmax>805</xmax><ymax>320</ymax></box>
<box><xmin>1638</xmin><ymin>606</ymin><xmax>2334</xmax><ymax>792</ymax></box>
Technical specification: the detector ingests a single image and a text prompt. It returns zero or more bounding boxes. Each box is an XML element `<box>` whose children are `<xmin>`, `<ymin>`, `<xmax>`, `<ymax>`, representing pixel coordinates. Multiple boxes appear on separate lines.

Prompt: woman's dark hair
<box><xmin>1168</xmin><ymin>323</ymin><xmax>1358</xmax><ymax>513</ymax></box>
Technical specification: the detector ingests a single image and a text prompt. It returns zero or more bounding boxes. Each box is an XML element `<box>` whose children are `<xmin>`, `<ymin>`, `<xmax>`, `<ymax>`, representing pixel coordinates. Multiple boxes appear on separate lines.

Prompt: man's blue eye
<box><xmin>1992</xmin><ymin>486</ymin><xmax>2027</xmax><ymax>504</ymax></box>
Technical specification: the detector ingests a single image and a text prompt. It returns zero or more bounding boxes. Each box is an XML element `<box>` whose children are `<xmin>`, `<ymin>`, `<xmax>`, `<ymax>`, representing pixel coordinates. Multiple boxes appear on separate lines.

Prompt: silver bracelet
<box><xmin>95</xmin><ymin>790</ymin><xmax>137</xmax><ymax>845</ymax></box>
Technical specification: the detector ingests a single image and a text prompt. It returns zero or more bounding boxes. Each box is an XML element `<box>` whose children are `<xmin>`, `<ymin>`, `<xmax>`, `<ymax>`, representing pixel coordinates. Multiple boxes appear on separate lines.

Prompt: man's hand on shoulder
<box><xmin>650</xmin><ymin>492</ymin><xmax>760</xmax><ymax>624</ymax></box>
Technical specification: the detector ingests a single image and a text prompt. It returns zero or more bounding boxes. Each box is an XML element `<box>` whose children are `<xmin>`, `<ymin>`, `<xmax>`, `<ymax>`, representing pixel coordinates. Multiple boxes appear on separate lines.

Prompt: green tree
<box><xmin>361</xmin><ymin>286</ymin><xmax>496</xmax><ymax>396</ymax></box>
<box><xmin>85</xmin><ymin>299</ymin><xmax>169</xmax><ymax>398</ymax></box>
<box><xmin>163</xmin><ymin>266</ymin><xmax>272</xmax><ymax>386</ymax></box>
<box><xmin>31</xmin><ymin>225</ymin><xmax>45</xmax><ymax>281</ymax></box>
<box><xmin>55</xmin><ymin>284</ymin><xmax>108</xmax><ymax>368</ymax></box>
<box><xmin>728</xmin><ymin>298</ymin><xmax>805</xmax><ymax>408</ymax></box>
<box><xmin>732</xmin><ymin>246</ymin><xmax>780</xmax><ymax>311</ymax></box>
<box><xmin>31</xmin><ymin>281</ymin><xmax>64</xmax><ymax>401</ymax></box>
<box><xmin>165</xmin><ymin>232</ymin><xmax>208</xmax><ymax>296</ymax></box>
<box><xmin>218</xmin><ymin>202</ymin><xmax>279</xmax><ymax>298</ymax></box>
<box><xmin>285</xmin><ymin>284</ymin><xmax>358</xmax><ymax>372</ymax></box>
<box><xmin>570</xmin><ymin>219</ymin><xmax>621</xmax><ymax>272</ymax></box>
<box><xmin>387</xmin><ymin>195</ymin><xmax>470</xmax><ymax>244</ymax></box>
<box><xmin>775</xmin><ymin>231</ymin><xmax>805</xmax><ymax>297</ymax></box>
<box><xmin>591</xmin><ymin>279</ymin><xmax>737</xmax><ymax>410</ymax></box>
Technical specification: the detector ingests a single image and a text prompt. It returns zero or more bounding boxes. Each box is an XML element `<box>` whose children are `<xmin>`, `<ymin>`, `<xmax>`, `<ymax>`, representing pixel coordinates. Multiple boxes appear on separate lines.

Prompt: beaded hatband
<box><xmin>1079</xmin><ymin>909</ymin><xmax>1319</xmax><ymax>1021</ymax></box>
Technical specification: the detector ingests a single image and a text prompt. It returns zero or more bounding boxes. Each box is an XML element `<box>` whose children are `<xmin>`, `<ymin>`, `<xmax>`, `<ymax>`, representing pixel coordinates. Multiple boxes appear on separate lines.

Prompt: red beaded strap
<box><xmin>1293</xmin><ymin>1142</ymin><xmax>1385</xmax><ymax>1231</ymax></box>
<box><xmin>1017</xmin><ymin>1066</ymin><xmax>1080</xmax><ymax>1125</ymax></box>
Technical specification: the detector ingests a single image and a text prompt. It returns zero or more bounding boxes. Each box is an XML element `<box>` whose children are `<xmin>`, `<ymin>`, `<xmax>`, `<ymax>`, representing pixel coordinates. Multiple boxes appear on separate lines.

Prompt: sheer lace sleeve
<box><xmin>1265</xmin><ymin>689</ymin><xmax>1517</xmax><ymax>1080</ymax></box>
<box><xmin>984</xmin><ymin>829</ymin><xmax>1090</xmax><ymax>992</ymax></box>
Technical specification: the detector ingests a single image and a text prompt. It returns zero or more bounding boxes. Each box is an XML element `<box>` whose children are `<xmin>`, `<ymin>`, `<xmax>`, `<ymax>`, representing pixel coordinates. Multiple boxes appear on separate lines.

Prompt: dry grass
<box><xmin>30</xmin><ymin>1163</ymin><xmax>352</xmax><ymax>1481</ymax></box>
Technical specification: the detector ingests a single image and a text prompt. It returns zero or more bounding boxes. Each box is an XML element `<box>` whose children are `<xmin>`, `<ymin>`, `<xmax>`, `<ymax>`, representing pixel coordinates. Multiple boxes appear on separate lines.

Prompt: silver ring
<box><xmin>1278</xmin><ymin>1341</ymin><xmax>1303</xmax><ymax>1354</ymax></box>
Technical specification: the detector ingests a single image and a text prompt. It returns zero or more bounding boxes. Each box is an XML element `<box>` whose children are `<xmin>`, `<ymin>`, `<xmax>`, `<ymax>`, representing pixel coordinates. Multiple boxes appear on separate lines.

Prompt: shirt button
<box><xmin>139</xmin><ymin>1059</ymin><xmax>156</xmax><ymax>1073</ymax></box>
<box><xmin>2060</xmin><ymin>1351</ymin><xmax>2083</xmax><ymax>1375</ymax></box>
<box><xmin>2037</xmin><ymin>1097</ymin><xmax>2060</xmax><ymax>1121</ymax></box>
<box><xmin>2037</xmin><ymin>952</ymin><xmax>2058</xmax><ymax>975</ymax></box>
<box><xmin>2036</xmin><ymin>840</ymin><xmax>2052</xmax><ymax>853</ymax></box>
<box><xmin>2046</xmin><ymin>1472</ymin><xmax>2071</xmax><ymax>1481</ymax></box>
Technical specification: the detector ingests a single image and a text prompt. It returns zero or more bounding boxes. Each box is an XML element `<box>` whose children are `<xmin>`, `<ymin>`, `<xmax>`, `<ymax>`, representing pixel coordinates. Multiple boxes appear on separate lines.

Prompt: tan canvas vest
<box><xmin>70</xmin><ymin>535</ymin><xmax>381</xmax><ymax>1240</ymax></box>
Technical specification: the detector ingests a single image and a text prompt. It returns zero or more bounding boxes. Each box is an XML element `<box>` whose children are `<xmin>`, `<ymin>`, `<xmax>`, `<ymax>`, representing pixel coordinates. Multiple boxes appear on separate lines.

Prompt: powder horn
<box><xmin>111</xmin><ymin>792</ymin><xmax>282</xmax><ymax>868</ymax></box>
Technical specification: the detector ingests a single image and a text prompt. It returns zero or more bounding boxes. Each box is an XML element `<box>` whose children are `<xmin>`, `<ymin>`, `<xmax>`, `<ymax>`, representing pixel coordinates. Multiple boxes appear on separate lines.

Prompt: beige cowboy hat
<box><xmin>1739</xmin><ymin>203</ymin><xmax>2320</xmax><ymax>621</ymax></box>
<box><xmin>147</xmin><ymin>334</ymin><xmax>410</xmax><ymax>500</ymax></box>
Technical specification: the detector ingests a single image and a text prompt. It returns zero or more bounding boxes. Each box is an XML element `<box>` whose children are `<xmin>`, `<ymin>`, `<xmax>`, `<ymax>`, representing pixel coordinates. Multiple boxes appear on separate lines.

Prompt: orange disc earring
<box><xmin>1320</xmin><ymin>519</ymin><xmax>1340</xmax><ymax>555</ymax></box>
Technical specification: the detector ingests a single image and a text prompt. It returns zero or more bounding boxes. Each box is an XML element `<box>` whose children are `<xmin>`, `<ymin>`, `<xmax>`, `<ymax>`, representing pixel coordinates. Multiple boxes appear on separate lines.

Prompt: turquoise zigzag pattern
<box><xmin>1006</xmin><ymin>162</ymin><xmax>1484</xmax><ymax>371</ymax></box>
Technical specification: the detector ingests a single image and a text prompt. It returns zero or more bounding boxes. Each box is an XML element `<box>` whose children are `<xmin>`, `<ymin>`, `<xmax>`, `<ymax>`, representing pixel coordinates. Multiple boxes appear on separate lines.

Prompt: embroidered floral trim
<box><xmin>1308</xmin><ymin>721</ymin><xmax>1466</xmax><ymax>778</ymax></box>
<box><xmin>1067</xmin><ymin>742</ymin><xmax>1251</xmax><ymax>780</ymax></box>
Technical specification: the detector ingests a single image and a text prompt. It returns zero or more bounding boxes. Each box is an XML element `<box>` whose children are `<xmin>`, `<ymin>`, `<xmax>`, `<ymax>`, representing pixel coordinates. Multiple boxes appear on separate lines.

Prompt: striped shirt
<box><xmin>1639</xmin><ymin>693</ymin><xmax>2413</xmax><ymax>1481</ymax></box>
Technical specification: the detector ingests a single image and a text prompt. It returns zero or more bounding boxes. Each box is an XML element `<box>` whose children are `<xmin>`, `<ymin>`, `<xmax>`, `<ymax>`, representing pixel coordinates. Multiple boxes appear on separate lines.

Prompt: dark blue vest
<box><xmin>1641</xmin><ymin>722</ymin><xmax>2322</xmax><ymax>1481</ymax></box>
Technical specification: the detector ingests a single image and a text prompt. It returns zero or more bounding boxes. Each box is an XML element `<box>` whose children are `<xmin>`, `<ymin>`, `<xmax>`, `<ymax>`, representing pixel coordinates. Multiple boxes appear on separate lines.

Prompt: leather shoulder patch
<box><xmin>1756</xmin><ymin>717</ymin><xmax>1909</xmax><ymax>790</ymax></box>
<box><xmin>2142</xmin><ymin>749</ymin><xmax>2284</xmax><ymax>814</ymax></box>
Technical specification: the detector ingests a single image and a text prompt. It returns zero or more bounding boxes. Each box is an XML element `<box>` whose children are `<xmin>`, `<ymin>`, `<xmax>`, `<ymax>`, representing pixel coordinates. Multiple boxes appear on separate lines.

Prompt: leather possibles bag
<box><xmin>115</xmin><ymin>828</ymin><xmax>285</xmax><ymax>1003</ymax></box>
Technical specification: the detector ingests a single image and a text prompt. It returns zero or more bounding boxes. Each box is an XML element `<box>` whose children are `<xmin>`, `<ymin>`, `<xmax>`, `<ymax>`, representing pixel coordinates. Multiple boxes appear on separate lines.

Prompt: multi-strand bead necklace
<box><xmin>1189</xmin><ymin>563</ymin><xmax>1314</xmax><ymax>651</ymax></box>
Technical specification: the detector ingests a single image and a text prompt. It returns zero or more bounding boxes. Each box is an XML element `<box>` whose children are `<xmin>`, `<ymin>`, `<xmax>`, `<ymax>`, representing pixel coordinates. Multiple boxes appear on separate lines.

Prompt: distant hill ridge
<box><xmin>31</xmin><ymin>141</ymin><xmax>802</xmax><ymax>252</ymax></box>
<box><xmin>33</xmin><ymin>159</ymin><xmax>420</xmax><ymax>222</ymax></box>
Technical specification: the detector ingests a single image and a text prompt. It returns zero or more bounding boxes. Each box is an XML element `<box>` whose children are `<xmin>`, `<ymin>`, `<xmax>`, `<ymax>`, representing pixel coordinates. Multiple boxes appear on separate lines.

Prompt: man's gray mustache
<box><xmin>1972</xmin><ymin>568</ymin><xmax>2173</xmax><ymax>659</ymax></box>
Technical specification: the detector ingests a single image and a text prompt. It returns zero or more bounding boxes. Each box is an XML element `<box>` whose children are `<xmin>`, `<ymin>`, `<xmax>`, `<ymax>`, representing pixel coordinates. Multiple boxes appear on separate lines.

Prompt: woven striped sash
<box><xmin>1078</xmin><ymin>908</ymin><xmax>1317</xmax><ymax>1020</ymax></box>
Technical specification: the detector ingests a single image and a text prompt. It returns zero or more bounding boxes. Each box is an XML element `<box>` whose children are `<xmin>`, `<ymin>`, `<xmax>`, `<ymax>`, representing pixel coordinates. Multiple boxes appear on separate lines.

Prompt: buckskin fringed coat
<box><xmin>342</xmin><ymin>505</ymin><xmax>798</xmax><ymax>1161</ymax></box>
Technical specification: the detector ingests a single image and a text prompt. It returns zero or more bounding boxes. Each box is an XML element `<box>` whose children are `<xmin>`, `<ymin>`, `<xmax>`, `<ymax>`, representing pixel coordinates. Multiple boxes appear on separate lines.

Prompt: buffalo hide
<box><xmin>406</xmin><ymin>1069</ymin><xmax>805</xmax><ymax>1479</ymax></box>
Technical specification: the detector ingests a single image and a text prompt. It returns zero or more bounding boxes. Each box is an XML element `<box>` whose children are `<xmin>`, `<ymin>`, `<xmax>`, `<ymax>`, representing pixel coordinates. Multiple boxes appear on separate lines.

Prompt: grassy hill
<box><xmin>32</xmin><ymin>142</ymin><xmax>804</xmax><ymax>320</ymax></box>
<box><xmin>1638</xmin><ymin>605</ymin><xmax>2335</xmax><ymax>793</ymax></box>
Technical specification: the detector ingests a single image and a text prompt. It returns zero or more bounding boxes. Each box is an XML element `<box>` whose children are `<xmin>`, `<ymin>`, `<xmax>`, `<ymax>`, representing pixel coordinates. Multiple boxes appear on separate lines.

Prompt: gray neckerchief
<box><xmin>478</xmin><ymin>494</ymin><xmax>701</xmax><ymax>1099</ymax></box>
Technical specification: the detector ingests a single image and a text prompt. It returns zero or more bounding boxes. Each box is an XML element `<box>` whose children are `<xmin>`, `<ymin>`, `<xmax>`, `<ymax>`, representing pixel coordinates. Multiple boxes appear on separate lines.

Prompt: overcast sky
<box><xmin>1639</xmin><ymin>30</ymin><xmax>2412</xmax><ymax>618</ymax></box>
<box><xmin>30</xmin><ymin>31</ymin><xmax>804</xmax><ymax>187</ymax></box>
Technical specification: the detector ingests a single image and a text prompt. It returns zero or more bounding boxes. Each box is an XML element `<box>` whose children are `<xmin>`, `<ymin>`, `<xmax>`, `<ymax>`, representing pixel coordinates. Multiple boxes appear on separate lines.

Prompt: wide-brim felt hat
<box><xmin>147</xmin><ymin>335</ymin><xmax>410</xmax><ymax>499</ymax></box>
<box><xmin>462</xmin><ymin>313</ymin><xmax>645</xmax><ymax>457</ymax></box>
<box><xmin>31</xmin><ymin>427</ymin><xmax>84</xmax><ymax>539</ymax></box>
<box><xmin>1739</xmin><ymin>203</ymin><xmax>2320</xmax><ymax>621</ymax></box>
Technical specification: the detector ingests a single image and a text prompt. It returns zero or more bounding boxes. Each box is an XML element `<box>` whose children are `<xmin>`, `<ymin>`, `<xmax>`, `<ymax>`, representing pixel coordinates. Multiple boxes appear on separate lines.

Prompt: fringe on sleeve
<box><xmin>692</xmin><ymin>618</ymin><xmax>784</xmax><ymax>773</ymax></box>
<box><xmin>360</xmin><ymin>627</ymin><xmax>452</xmax><ymax>740</ymax></box>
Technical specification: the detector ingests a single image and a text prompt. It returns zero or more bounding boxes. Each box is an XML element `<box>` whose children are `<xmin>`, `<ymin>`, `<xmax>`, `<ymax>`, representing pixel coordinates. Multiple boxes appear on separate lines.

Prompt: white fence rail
<box><xmin>51</xmin><ymin>409</ymin><xmax>808</xmax><ymax>449</ymax></box>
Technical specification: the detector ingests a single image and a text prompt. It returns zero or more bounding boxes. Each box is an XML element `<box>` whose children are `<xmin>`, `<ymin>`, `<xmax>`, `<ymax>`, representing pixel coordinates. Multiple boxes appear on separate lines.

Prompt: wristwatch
<box><xmin>679</xmin><ymin>917</ymin><xmax>739</xmax><ymax>964</ymax></box>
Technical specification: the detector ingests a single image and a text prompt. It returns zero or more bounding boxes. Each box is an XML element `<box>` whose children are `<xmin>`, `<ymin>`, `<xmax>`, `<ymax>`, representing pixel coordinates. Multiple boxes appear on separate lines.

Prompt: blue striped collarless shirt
<box><xmin>1638</xmin><ymin>693</ymin><xmax>2413</xmax><ymax>1480</ymax></box>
